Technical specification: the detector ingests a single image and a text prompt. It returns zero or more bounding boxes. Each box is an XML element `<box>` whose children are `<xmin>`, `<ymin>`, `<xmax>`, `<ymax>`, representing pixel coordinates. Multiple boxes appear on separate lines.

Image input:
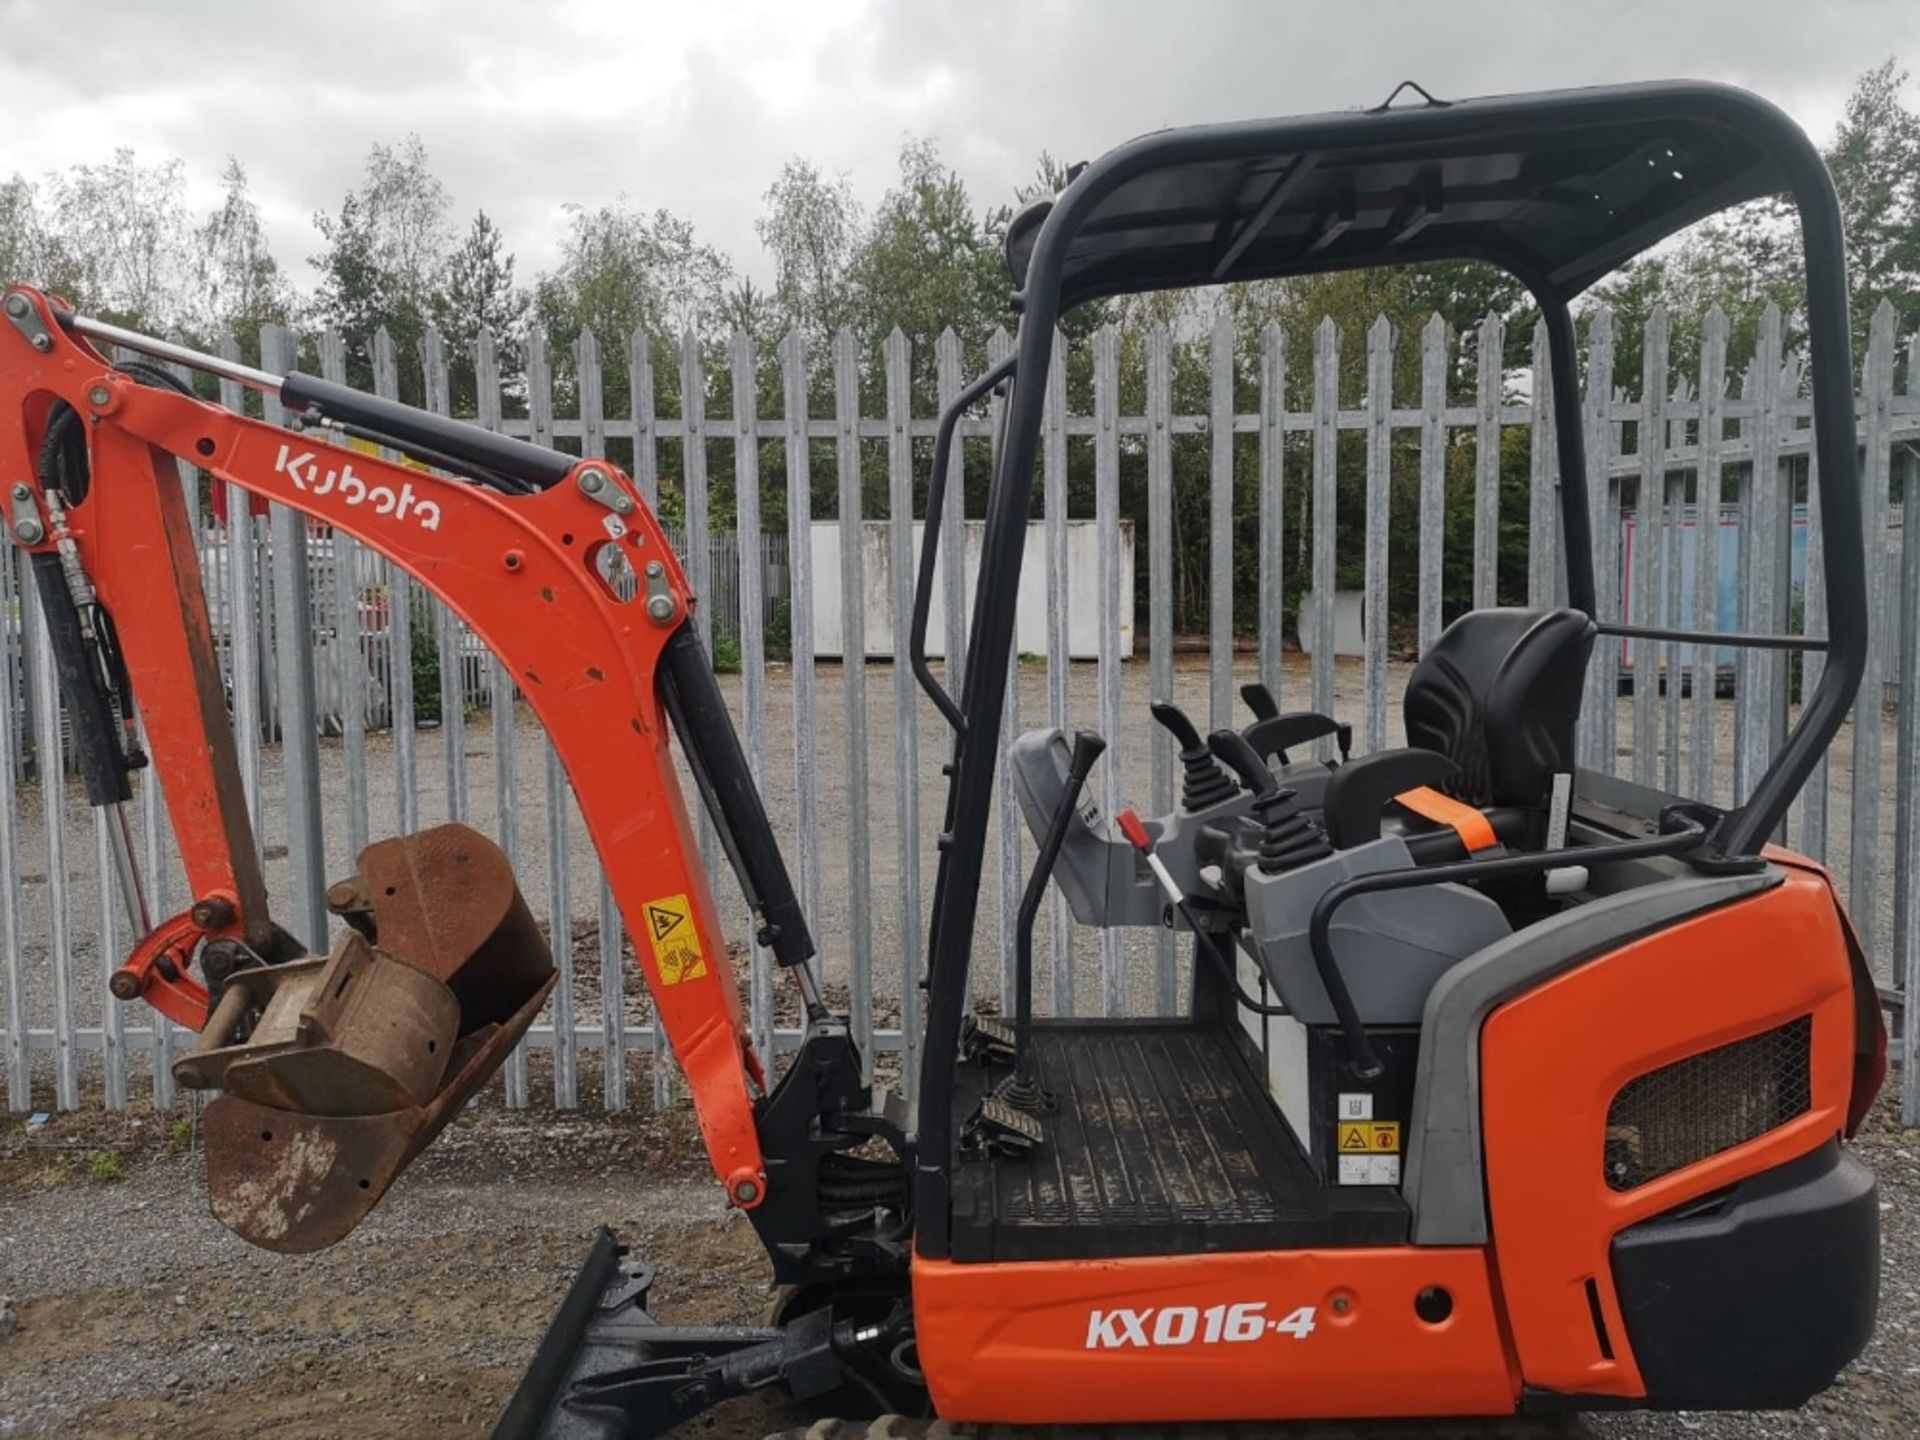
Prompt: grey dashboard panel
<box><xmin>1006</xmin><ymin>726</ymin><xmax>1234</xmax><ymax>927</ymax></box>
<box><xmin>1242</xmin><ymin>839</ymin><xmax>1513</xmax><ymax>1026</ymax></box>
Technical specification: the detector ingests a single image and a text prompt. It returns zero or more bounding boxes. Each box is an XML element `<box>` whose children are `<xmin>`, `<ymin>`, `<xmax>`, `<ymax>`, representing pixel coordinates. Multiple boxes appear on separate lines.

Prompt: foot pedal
<box><xmin>961</xmin><ymin>1095</ymin><xmax>1044</xmax><ymax>1158</ymax></box>
<box><xmin>960</xmin><ymin>1014</ymin><xmax>1017</xmax><ymax>1065</ymax></box>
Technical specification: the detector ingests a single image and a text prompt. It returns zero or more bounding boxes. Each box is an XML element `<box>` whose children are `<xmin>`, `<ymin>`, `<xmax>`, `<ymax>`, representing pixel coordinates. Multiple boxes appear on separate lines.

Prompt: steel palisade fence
<box><xmin>2</xmin><ymin>302</ymin><xmax>1919</xmax><ymax>1120</ymax></box>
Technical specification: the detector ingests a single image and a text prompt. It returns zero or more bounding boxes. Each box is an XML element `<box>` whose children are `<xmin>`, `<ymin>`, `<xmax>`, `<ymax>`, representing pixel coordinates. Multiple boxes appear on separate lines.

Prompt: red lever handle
<box><xmin>1116</xmin><ymin>808</ymin><xmax>1152</xmax><ymax>852</ymax></box>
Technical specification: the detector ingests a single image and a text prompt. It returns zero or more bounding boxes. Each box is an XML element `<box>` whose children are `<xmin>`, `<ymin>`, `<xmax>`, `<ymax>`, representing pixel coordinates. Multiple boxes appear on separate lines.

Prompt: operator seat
<box><xmin>1238</xmin><ymin>608</ymin><xmax>1595</xmax><ymax>1025</ymax></box>
<box><xmin>1321</xmin><ymin>607</ymin><xmax>1596</xmax><ymax>853</ymax></box>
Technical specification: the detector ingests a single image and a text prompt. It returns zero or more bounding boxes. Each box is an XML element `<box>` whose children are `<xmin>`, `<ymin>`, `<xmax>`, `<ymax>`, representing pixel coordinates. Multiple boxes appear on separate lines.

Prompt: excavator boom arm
<box><xmin>0</xmin><ymin>287</ymin><xmax>773</xmax><ymax>1207</ymax></box>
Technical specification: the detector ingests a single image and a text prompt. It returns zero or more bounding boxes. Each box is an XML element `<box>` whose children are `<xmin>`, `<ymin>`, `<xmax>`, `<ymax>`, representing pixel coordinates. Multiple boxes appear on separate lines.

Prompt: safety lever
<box><xmin>961</xmin><ymin>728</ymin><xmax>1110</xmax><ymax>1154</ymax></box>
<box><xmin>1115</xmin><ymin>806</ymin><xmax>1287</xmax><ymax>1019</ymax></box>
<box><xmin>1005</xmin><ymin>729</ymin><xmax>1107</xmax><ymax>1111</ymax></box>
<box><xmin>1240</xmin><ymin>684</ymin><xmax>1351</xmax><ymax>765</ymax></box>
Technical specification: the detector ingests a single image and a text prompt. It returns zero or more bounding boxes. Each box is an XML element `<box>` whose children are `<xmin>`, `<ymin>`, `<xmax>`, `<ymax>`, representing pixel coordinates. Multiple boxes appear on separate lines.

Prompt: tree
<box><xmin>439</xmin><ymin>210</ymin><xmax>527</xmax><ymax>409</ymax></box>
<box><xmin>756</xmin><ymin>158</ymin><xmax>861</xmax><ymax>344</ymax></box>
<box><xmin>642</xmin><ymin>209</ymin><xmax>735</xmax><ymax>338</ymax></box>
<box><xmin>537</xmin><ymin>202</ymin><xmax>732</xmax><ymax>346</ymax></box>
<box><xmin>716</xmin><ymin>276</ymin><xmax>779</xmax><ymax>345</ymax></box>
<box><xmin>532</xmin><ymin>199</ymin><xmax>736</xmax><ymax>434</ymax></box>
<box><xmin>42</xmin><ymin>149</ymin><xmax>194</xmax><ymax>330</ymax></box>
<box><xmin>311</xmin><ymin>136</ymin><xmax>452</xmax><ymax>395</ymax></box>
<box><xmin>192</xmin><ymin>159</ymin><xmax>293</xmax><ymax>344</ymax></box>
<box><xmin>1826</xmin><ymin>58</ymin><xmax>1920</xmax><ymax>338</ymax></box>
<box><xmin>0</xmin><ymin>174</ymin><xmax>71</xmax><ymax>302</ymax></box>
<box><xmin>846</xmin><ymin>138</ymin><xmax>1009</xmax><ymax>377</ymax></box>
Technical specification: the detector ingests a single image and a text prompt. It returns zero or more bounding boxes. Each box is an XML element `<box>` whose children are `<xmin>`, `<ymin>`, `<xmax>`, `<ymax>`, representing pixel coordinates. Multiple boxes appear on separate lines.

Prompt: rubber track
<box><xmin>767</xmin><ymin>1413</ymin><xmax>1604</xmax><ymax>1440</ymax></box>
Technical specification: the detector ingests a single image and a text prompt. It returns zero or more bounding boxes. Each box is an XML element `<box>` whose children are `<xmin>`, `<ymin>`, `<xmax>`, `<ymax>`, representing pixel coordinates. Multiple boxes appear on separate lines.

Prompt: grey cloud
<box><xmin>2</xmin><ymin>0</ymin><xmax>1914</xmax><ymax>290</ymax></box>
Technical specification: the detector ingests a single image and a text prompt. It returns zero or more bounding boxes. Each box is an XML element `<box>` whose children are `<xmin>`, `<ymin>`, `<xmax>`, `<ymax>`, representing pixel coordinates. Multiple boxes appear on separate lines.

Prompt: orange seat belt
<box><xmin>1392</xmin><ymin>786</ymin><xmax>1499</xmax><ymax>852</ymax></box>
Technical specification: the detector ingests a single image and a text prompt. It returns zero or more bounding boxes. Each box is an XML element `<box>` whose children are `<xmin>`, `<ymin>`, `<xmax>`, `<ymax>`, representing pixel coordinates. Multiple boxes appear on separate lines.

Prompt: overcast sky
<box><xmin>4</xmin><ymin>0</ymin><xmax>1918</xmax><ymax>290</ymax></box>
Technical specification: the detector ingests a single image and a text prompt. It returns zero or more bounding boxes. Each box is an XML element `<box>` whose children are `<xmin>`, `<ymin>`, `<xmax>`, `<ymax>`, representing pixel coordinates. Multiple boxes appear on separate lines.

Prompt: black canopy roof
<box><xmin>1007</xmin><ymin>81</ymin><xmax>1793</xmax><ymax>309</ymax></box>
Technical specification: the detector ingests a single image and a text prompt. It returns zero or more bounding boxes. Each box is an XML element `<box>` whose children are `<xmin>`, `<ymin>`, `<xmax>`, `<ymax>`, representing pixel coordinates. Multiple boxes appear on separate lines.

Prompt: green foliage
<box><xmin>197</xmin><ymin>159</ymin><xmax>296</xmax><ymax>341</ymax></box>
<box><xmin>310</xmin><ymin>136</ymin><xmax>452</xmax><ymax>400</ymax></box>
<box><xmin>845</xmin><ymin>139</ymin><xmax>1010</xmax><ymax>375</ymax></box>
<box><xmin>709</xmin><ymin>628</ymin><xmax>743</xmax><ymax>674</ymax></box>
<box><xmin>1828</xmin><ymin>59</ymin><xmax>1920</xmax><ymax>341</ymax></box>
<box><xmin>537</xmin><ymin>202</ymin><xmax>733</xmax><ymax>345</ymax></box>
<box><xmin>167</xmin><ymin>1117</ymin><xmax>193</xmax><ymax>1154</ymax></box>
<box><xmin>765</xmin><ymin>597</ymin><xmax>793</xmax><ymax>662</ymax></box>
<box><xmin>3</xmin><ymin>60</ymin><xmax>1914</xmax><ymax>655</ymax></box>
<box><xmin>533</xmin><ymin>199</ymin><xmax>736</xmax><ymax>417</ymax></box>
<box><xmin>439</xmin><ymin>210</ymin><xmax>527</xmax><ymax>412</ymax></box>
<box><xmin>1597</xmin><ymin>60</ymin><xmax>1920</xmax><ymax>372</ymax></box>
<box><xmin>758</xmin><ymin>158</ymin><xmax>862</xmax><ymax>345</ymax></box>
<box><xmin>409</xmin><ymin>592</ymin><xmax>442</xmax><ymax>725</ymax></box>
<box><xmin>86</xmin><ymin>1150</ymin><xmax>124</xmax><ymax>1183</ymax></box>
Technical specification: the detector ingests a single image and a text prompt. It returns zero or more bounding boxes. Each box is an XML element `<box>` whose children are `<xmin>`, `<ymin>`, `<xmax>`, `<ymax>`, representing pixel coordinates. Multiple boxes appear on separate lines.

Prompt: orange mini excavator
<box><xmin>0</xmin><ymin>80</ymin><xmax>1887</xmax><ymax>1436</ymax></box>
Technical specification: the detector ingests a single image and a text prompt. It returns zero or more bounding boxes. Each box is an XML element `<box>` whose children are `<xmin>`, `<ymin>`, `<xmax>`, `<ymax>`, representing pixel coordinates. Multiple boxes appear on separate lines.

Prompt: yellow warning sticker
<box><xmin>1337</xmin><ymin>1121</ymin><xmax>1402</xmax><ymax>1154</ymax></box>
<box><xmin>643</xmin><ymin>894</ymin><xmax>708</xmax><ymax>986</ymax></box>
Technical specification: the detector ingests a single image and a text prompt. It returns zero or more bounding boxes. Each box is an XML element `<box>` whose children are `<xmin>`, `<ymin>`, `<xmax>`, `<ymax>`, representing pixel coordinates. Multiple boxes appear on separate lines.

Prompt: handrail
<box><xmin>1595</xmin><ymin>621</ymin><xmax>1828</xmax><ymax>653</ymax></box>
<box><xmin>1306</xmin><ymin>815</ymin><xmax>1713</xmax><ymax>1078</ymax></box>
<box><xmin>909</xmin><ymin>352</ymin><xmax>1017</xmax><ymax>733</ymax></box>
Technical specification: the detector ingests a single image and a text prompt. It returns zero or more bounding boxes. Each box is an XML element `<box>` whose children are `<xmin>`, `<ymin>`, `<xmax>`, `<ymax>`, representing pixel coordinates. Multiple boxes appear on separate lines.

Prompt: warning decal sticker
<box><xmin>643</xmin><ymin>894</ymin><xmax>708</xmax><ymax>985</ymax></box>
<box><xmin>1336</xmin><ymin>1122</ymin><xmax>1401</xmax><ymax>1154</ymax></box>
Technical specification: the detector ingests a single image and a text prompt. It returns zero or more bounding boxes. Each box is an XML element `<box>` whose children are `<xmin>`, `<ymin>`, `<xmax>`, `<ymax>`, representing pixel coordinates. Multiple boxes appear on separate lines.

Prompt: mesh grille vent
<box><xmin>1604</xmin><ymin>1015</ymin><xmax>1812</xmax><ymax>1191</ymax></box>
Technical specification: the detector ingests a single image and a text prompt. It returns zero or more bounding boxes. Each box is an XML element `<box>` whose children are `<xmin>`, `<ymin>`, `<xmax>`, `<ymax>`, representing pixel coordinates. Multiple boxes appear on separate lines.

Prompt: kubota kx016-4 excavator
<box><xmin>0</xmin><ymin>80</ymin><xmax>1890</xmax><ymax>1436</ymax></box>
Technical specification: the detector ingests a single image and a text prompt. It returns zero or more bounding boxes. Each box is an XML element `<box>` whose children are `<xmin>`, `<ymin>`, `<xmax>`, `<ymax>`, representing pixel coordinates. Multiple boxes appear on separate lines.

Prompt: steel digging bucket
<box><xmin>174</xmin><ymin>824</ymin><xmax>555</xmax><ymax>1252</ymax></box>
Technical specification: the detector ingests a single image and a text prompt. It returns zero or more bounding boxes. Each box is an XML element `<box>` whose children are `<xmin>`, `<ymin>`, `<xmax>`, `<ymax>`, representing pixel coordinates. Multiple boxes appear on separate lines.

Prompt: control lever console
<box><xmin>1006</xmin><ymin>723</ymin><xmax>1252</xmax><ymax>928</ymax></box>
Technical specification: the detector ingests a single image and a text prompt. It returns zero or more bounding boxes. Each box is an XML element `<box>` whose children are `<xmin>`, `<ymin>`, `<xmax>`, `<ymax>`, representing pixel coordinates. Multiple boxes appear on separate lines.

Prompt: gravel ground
<box><xmin>0</xmin><ymin>1094</ymin><xmax>789</xmax><ymax>1440</ymax></box>
<box><xmin>0</xmin><ymin>1091</ymin><xmax>1915</xmax><ymax>1439</ymax></box>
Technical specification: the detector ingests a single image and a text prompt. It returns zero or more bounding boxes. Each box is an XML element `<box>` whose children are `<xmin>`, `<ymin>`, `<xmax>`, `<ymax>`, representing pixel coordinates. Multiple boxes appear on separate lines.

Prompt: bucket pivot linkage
<box><xmin>173</xmin><ymin>823</ymin><xmax>556</xmax><ymax>1252</ymax></box>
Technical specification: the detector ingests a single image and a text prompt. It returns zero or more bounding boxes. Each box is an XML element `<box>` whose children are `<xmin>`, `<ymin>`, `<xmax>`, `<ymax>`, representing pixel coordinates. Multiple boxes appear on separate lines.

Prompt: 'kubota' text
<box><xmin>274</xmin><ymin>444</ymin><xmax>443</xmax><ymax>531</ymax></box>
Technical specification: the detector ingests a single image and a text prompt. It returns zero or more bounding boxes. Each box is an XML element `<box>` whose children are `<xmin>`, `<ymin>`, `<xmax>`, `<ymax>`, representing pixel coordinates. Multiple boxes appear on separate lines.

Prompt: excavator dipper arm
<box><xmin>0</xmin><ymin>286</ymin><xmax>775</xmax><ymax>1210</ymax></box>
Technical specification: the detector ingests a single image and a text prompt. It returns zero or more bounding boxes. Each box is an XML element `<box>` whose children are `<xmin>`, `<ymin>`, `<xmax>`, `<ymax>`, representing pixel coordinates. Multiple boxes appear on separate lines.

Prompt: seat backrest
<box><xmin>1403</xmin><ymin>608</ymin><xmax>1596</xmax><ymax>808</ymax></box>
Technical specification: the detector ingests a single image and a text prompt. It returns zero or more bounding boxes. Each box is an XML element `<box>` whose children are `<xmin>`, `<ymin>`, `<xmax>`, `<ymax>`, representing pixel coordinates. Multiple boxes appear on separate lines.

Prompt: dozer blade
<box><xmin>175</xmin><ymin>823</ymin><xmax>556</xmax><ymax>1253</ymax></box>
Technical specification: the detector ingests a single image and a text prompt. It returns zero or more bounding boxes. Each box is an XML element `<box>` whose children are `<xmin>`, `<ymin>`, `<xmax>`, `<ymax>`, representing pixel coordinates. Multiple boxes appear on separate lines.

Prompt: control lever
<box><xmin>1007</xmin><ymin>729</ymin><xmax>1108</xmax><ymax>1112</ymax></box>
<box><xmin>1150</xmin><ymin>700</ymin><xmax>1237</xmax><ymax>811</ymax></box>
<box><xmin>1241</xmin><ymin>682</ymin><xmax>1280</xmax><ymax>722</ymax></box>
<box><xmin>1207</xmin><ymin>728</ymin><xmax>1279</xmax><ymax>796</ymax></box>
<box><xmin>1208</xmin><ymin>730</ymin><xmax>1331</xmax><ymax>873</ymax></box>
